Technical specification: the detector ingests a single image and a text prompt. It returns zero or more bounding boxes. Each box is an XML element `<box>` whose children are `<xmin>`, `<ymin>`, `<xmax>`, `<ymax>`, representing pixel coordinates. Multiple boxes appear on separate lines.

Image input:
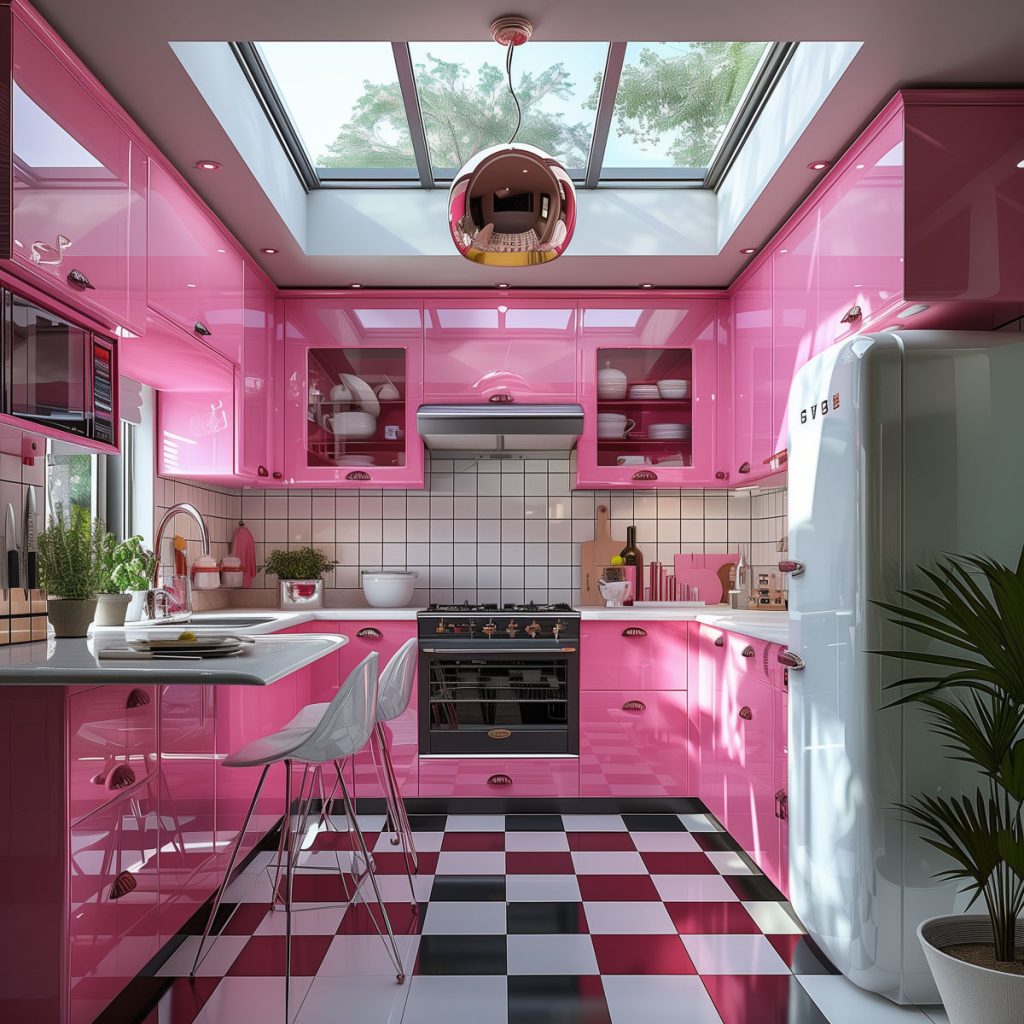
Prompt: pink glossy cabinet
<box><xmin>283</xmin><ymin>298</ymin><xmax>424</xmax><ymax>487</ymax></box>
<box><xmin>9</xmin><ymin>8</ymin><xmax>147</xmax><ymax>334</ymax></box>
<box><xmin>423</xmin><ymin>297</ymin><xmax>578</xmax><ymax>402</ymax></box>
<box><xmin>419</xmin><ymin>756</ymin><xmax>578</xmax><ymax>797</ymax></box>
<box><xmin>731</xmin><ymin>262</ymin><xmax>775</xmax><ymax>482</ymax></box>
<box><xmin>580</xmin><ymin>620</ymin><xmax>687</xmax><ymax>691</ymax></box>
<box><xmin>148</xmin><ymin>161</ymin><xmax>244</xmax><ymax>366</ymax></box>
<box><xmin>237</xmin><ymin>266</ymin><xmax>279</xmax><ymax>481</ymax></box>
<box><xmin>577</xmin><ymin>298</ymin><xmax>720</xmax><ymax>488</ymax></box>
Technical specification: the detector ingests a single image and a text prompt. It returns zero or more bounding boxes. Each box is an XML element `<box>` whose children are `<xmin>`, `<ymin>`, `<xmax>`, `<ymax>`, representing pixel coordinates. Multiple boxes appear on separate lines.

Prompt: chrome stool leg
<box><xmin>283</xmin><ymin>761</ymin><xmax>296</xmax><ymax>1023</ymax></box>
<box><xmin>373</xmin><ymin>723</ymin><xmax>418</xmax><ymax>907</ymax></box>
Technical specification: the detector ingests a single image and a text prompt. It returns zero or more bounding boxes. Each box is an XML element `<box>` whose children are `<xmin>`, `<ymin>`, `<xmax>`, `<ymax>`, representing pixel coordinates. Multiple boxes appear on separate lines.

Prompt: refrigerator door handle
<box><xmin>778</xmin><ymin>560</ymin><xmax>805</xmax><ymax>576</ymax></box>
<box><xmin>778</xmin><ymin>649</ymin><xmax>805</xmax><ymax>670</ymax></box>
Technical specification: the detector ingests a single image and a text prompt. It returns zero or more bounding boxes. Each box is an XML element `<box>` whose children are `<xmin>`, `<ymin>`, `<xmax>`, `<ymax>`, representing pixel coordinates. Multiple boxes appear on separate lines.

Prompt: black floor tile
<box><xmin>407</xmin><ymin>814</ymin><xmax>448</xmax><ymax>832</ymax></box>
<box><xmin>508</xmin><ymin>975</ymin><xmax>611</xmax><ymax>1024</ymax></box>
<box><xmin>620</xmin><ymin>814</ymin><xmax>686</xmax><ymax>832</ymax></box>
<box><xmin>692</xmin><ymin>830</ymin><xmax>745</xmax><ymax>853</ymax></box>
<box><xmin>415</xmin><ymin>934</ymin><xmax>507</xmax><ymax>975</ymax></box>
<box><xmin>429</xmin><ymin>875</ymin><xmax>507</xmax><ymax>902</ymax></box>
<box><xmin>179</xmin><ymin>901</ymin><xmax>239</xmax><ymax>936</ymax></box>
<box><xmin>506</xmin><ymin>814</ymin><xmax>566</xmax><ymax>831</ymax></box>
<box><xmin>506</xmin><ymin>901</ymin><xmax>589</xmax><ymax>935</ymax></box>
<box><xmin>768</xmin><ymin>934</ymin><xmax>841</xmax><ymax>975</ymax></box>
<box><xmin>725</xmin><ymin>873</ymin><xmax>789</xmax><ymax>902</ymax></box>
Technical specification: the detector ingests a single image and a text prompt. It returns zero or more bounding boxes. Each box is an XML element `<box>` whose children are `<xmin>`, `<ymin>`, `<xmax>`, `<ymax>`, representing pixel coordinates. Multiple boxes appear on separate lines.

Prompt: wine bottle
<box><xmin>619</xmin><ymin>526</ymin><xmax>644</xmax><ymax>606</ymax></box>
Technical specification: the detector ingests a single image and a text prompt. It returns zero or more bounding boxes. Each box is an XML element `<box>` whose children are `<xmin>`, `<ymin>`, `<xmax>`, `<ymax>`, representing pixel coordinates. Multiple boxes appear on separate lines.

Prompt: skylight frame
<box><xmin>233</xmin><ymin>39</ymin><xmax>796</xmax><ymax>192</ymax></box>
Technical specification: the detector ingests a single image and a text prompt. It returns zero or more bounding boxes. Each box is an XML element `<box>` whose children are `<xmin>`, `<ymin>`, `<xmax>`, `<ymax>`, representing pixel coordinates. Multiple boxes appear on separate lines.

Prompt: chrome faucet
<box><xmin>147</xmin><ymin>502</ymin><xmax>211</xmax><ymax>622</ymax></box>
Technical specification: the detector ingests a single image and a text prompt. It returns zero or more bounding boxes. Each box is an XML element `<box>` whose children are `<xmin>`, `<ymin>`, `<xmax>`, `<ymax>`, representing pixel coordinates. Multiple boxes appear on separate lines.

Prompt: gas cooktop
<box><xmin>423</xmin><ymin>602</ymin><xmax>577</xmax><ymax>615</ymax></box>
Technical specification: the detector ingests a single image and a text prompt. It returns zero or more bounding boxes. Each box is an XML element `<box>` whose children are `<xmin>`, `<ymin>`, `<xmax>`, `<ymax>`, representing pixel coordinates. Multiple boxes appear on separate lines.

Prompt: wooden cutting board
<box><xmin>579</xmin><ymin>505</ymin><xmax>625</xmax><ymax>606</ymax></box>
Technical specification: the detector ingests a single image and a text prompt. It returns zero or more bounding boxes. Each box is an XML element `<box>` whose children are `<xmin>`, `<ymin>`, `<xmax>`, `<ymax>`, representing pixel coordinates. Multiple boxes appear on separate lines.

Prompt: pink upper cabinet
<box><xmin>236</xmin><ymin>265</ymin><xmax>277</xmax><ymax>482</ymax></box>
<box><xmin>903</xmin><ymin>92</ymin><xmax>1024</xmax><ymax>302</ymax></box>
<box><xmin>9</xmin><ymin>10</ymin><xmax>146</xmax><ymax>335</ymax></box>
<box><xmin>147</xmin><ymin>161</ymin><xmax>244</xmax><ymax>365</ymax></box>
<box><xmin>423</xmin><ymin>296</ymin><xmax>578</xmax><ymax>403</ymax></box>
<box><xmin>283</xmin><ymin>297</ymin><xmax>424</xmax><ymax>488</ymax></box>
<box><xmin>576</xmin><ymin>297</ymin><xmax>720</xmax><ymax>488</ymax></box>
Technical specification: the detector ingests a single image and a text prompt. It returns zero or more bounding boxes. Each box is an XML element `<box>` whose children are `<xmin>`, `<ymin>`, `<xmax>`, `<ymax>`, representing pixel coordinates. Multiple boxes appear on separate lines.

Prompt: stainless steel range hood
<box><xmin>417</xmin><ymin>404</ymin><xmax>584</xmax><ymax>454</ymax></box>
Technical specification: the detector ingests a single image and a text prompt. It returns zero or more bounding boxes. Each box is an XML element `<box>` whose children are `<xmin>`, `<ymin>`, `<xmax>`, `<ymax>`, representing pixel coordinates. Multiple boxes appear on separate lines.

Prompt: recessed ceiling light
<box><xmin>260</xmin><ymin>247</ymin><xmax>279</xmax><ymax>254</ymax></box>
<box><xmin>739</xmin><ymin>247</ymin><xmax>757</xmax><ymax>255</ymax></box>
<box><xmin>779</xmin><ymin>248</ymin><xmax>789</xmax><ymax>254</ymax></box>
<box><xmin>497</xmin><ymin>304</ymin><xmax>508</xmax><ymax>314</ymax></box>
<box><xmin>350</xmin><ymin>283</ymin><xmax>363</xmax><ymax>289</ymax></box>
<box><xmin>902</xmin><ymin>303</ymin><xmax>930</xmax><ymax>317</ymax></box>
<box><xmin>495</xmin><ymin>282</ymin><xmax>510</xmax><ymax>289</ymax></box>
<box><xmin>216</xmin><ymin>248</ymin><xmax>227</xmax><ymax>253</ymax></box>
<box><xmin>807</xmin><ymin>160</ymin><xmax>830</xmax><ymax>171</ymax></box>
<box><xmin>640</xmin><ymin>282</ymin><xmax>654</xmax><ymax>289</ymax></box>
<box><xmin>855</xmin><ymin>163</ymin><xmax>866</xmax><ymax>170</ymax></box>
<box><xmin>195</xmin><ymin>160</ymin><xmax>221</xmax><ymax>171</ymax></box>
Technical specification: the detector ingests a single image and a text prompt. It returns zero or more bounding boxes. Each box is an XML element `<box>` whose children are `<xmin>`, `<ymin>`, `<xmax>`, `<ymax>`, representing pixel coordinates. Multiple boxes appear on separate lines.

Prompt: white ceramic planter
<box><xmin>125</xmin><ymin>591</ymin><xmax>147</xmax><ymax>622</ymax></box>
<box><xmin>279</xmin><ymin>579</ymin><xmax>323</xmax><ymax>609</ymax></box>
<box><xmin>94</xmin><ymin>593</ymin><xmax>131</xmax><ymax>627</ymax></box>
<box><xmin>919</xmin><ymin>915</ymin><xmax>1024</xmax><ymax>1024</ymax></box>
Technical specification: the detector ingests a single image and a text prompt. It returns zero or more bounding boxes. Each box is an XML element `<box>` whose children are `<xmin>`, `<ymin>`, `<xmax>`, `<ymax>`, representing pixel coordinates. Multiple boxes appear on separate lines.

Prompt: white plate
<box><xmin>340</xmin><ymin>373</ymin><xmax>380</xmax><ymax>416</ymax></box>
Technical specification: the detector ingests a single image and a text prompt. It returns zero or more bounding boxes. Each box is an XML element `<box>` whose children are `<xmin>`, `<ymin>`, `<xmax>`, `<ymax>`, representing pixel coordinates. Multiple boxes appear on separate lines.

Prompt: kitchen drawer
<box><xmin>68</xmin><ymin>684</ymin><xmax>157</xmax><ymax>823</ymax></box>
<box><xmin>580</xmin><ymin>689</ymin><xmax>688</xmax><ymax>797</ymax></box>
<box><xmin>418</xmin><ymin>756</ymin><xmax>578</xmax><ymax>797</ymax></box>
<box><xmin>69</xmin><ymin>788</ymin><xmax>160</xmax><ymax>1024</ymax></box>
<box><xmin>580</xmin><ymin>621</ymin><xmax>687</xmax><ymax>691</ymax></box>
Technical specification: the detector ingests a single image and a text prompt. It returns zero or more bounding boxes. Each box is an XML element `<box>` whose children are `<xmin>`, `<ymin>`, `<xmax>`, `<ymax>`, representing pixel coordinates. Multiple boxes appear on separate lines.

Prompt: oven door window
<box><xmin>7</xmin><ymin>296</ymin><xmax>90</xmax><ymax>435</ymax></box>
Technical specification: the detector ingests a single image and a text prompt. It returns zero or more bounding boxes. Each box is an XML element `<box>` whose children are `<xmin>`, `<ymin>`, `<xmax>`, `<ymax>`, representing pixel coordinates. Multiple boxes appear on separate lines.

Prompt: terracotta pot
<box><xmin>94</xmin><ymin>593</ymin><xmax>131</xmax><ymax>627</ymax></box>
<box><xmin>919</xmin><ymin>914</ymin><xmax>1024</xmax><ymax>1024</ymax></box>
<box><xmin>47</xmin><ymin>598</ymin><xmax>98</xmax><ymax>638</ymax></box>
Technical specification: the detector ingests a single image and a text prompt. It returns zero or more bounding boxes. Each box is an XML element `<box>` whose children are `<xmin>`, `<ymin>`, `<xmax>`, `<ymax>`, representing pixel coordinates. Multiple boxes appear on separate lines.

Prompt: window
<box><xmin>234</xmin><ymin>40</ymin><xmax>795</xmax><ymax>190</ymax></box>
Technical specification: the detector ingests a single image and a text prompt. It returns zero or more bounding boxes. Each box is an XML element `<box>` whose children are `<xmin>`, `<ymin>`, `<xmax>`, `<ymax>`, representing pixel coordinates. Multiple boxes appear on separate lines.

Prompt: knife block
<box><xmin>0</xmin><ymin>589</ymin><xmax>50</xmax><ymax>644</ymax></box>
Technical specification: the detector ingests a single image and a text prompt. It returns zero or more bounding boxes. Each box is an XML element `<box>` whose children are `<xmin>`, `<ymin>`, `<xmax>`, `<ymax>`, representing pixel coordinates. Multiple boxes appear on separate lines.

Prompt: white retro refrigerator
<box><xmin>785</xmin><ymin>329</ymin><xmax>1024</xmax><ymax>1004</ymax></box>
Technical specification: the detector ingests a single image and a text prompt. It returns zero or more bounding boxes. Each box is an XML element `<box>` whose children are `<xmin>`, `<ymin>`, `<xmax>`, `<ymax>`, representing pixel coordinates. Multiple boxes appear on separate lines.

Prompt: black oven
<box><xmin>4</xmin><ymin>291</ymin><xmax>117</xmax><ymax>445</ymax></box>
<box><xmin>418</xmin><ymin>606</ymin><xmax>580</xmax><ymax>756</ymax></box>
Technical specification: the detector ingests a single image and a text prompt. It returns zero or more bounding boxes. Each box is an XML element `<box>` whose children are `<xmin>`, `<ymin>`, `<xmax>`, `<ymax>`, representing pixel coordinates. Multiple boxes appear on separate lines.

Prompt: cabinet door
<box><xmin>423</xmin><ymin>297</ymin><xmax>578</xmax><ymax>402</ymax></box>
<box><xmin>577</xmin><ymin>298</ymin><xmax>720</xmax><ymax>488</ymax></box>
<box><xmin>771</xmin><ymin>663</ymin><xmax>789</xmax><ymax>897</ymax></box>
<box><xmin>11</xmin><ymin>13</ymin><xmax>140</xmax><ymax>333</ymax></box>
<box><xmin>580</xmin><ymin>620</ymin><xmax>687</xmax><ymax>691</ymax></box>
<box><xmin>148</xmin><ymin>162</ymin><xmax>244</xmax><ymax>366</ymax></box>
<box><xmin>695</xmin><ymin>624</ymin><xmax>728</xmax><ymax>822</ymax></box>
<box><xmin>237</xmin><ymin>264</ymin><xmax>276</xmax><ymax>481</ymax></box>
<box><xmin>580</xmin><ymin>689</ymin><xmax>688</xmax><ymax>797</ymax></box>
<box><xmin>283</xmin><ymin>298</ymin><xmax>424</xmax><ymax>487</ymax></box>
<box><xmin>419</xmin><ymin>756</ymin><xmax>578</xmax><ymax>797</ymax></box>
<box><xmin>731</xmin><ymin>262</ymin><xmax>774</xmax><ymax>482</ymax></box>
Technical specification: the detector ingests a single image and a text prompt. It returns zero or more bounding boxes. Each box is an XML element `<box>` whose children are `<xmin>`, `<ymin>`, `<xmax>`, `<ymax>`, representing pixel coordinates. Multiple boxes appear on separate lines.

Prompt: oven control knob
<box><xmin>552</xmin><ymin>620</ymin><xmax>565</xmax><ymax>640</ymax></box>
<box><xmin>525</xmin><ymin>620</ymin><xmax>541</xmax><ymax>638</ymax></box>
<box><xmin>506</xmin><ymin>620</ymin><xmax>520</xmax><ymax>638</ymax></box>
<box><xmin>482</xmin><ymin>620</ymin><xmax>497</xmax><ymax>637</ymax></box>
<box><xmin>435</xmin><ymin>618</ymin><xmax>447</xmax><ymax>634</ymax></box>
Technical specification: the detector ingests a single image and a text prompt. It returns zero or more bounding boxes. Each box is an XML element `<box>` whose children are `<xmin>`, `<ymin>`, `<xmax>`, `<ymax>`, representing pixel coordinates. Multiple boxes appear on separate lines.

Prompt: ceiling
<box><xmin>34</xmin><ymin>0</ymin><xmax>1024</xmax><ymax>290</ymax></box>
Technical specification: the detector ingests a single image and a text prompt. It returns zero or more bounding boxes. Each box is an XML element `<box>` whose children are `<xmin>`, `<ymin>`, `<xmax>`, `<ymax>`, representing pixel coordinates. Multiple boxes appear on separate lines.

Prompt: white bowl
<box><xmin>361</xmin><ymin>570</ymin><xmax>418</xmax><ymax>608</ymax></box>
<box><xmin>323</xmin><ymin>410</ymin><xmax>377</xmax><ymax>438</ymax></box>
<box><xmin>329</xmin><ymin>383</ymin><xmax>354</xmax><ymax>402</ymax></box>
<box><xmin>597</xmin><ymin>364</ymin><xmax>627</xmax><ymax>400</ymax></box>
<box><xmin>657</xmin><ymin>379</ymin><xmax>691</xmax><ymax>399</ymax></box>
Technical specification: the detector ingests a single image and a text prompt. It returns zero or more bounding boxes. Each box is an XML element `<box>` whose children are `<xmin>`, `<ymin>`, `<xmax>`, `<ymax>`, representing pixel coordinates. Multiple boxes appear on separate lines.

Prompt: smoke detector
<box><xmin>490</xmin><ymin>15</ymin><xmax>534</xmax><ymax>46</ymax></box>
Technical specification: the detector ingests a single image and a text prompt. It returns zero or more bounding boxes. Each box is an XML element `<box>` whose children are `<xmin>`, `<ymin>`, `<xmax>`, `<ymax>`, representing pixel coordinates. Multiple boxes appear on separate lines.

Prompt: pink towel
<box><xmin>231</xmin><ymin>525</ymin><xmax>257</xmax><ymax>588</ymax></box>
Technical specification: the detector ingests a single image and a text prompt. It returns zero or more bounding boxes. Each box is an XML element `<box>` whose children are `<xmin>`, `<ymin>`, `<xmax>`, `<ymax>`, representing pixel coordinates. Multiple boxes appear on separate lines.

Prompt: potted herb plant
<box><xmin>95</xmin><ymin>534</ymin><xmax>156</xmax><ymax>626</ymax></box>
<box><xmin>38</xmin><ymin>504</ymin><xmax>104</xmax><ymax>637</ymax></box>
<box><xmin>264</xmin><ymin>546</ymin><xmax>338</xmax><ymax>609</ymax></box>
<box><xmin>875</xmin><ymin>550</ymin><xmax>1024</xmax><ymax>1023</ymax></box>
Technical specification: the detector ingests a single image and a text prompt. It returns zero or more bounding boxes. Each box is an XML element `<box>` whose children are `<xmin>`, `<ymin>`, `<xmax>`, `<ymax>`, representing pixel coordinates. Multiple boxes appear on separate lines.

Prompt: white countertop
<box><xmin>0</xmin><ymin>633</ymin><xmax>346</xmax><ymax>686</ymax></box>
<box><xmin>580</xmin><ymin>605</ymin><xmax>789</xmax><ymax>643</ymax></box>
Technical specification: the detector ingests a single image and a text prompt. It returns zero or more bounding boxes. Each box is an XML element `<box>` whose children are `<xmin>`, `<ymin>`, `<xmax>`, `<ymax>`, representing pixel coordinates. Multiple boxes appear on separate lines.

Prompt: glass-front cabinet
<box><xmin>576</xmin><ymin>298</ymin><xmax>721</xmax><ymax>487</ymax></box>
<box><xmin>283</xmin><ymin>298</ymin><xmax>424</xmax><ymax>487</ymax></box>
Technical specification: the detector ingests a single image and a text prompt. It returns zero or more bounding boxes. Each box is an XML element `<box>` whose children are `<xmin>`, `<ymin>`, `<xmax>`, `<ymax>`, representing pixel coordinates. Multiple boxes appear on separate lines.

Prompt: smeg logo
<box><xmin>799</xmin><ymin>393</ymin><xmax>841</xmax><ymax>424</ymax></box>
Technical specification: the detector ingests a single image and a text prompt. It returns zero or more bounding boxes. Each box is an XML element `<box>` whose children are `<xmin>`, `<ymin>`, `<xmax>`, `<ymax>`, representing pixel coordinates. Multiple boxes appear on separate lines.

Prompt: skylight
<box><xmin>234</xmin><ymin>40</ymin><xmax>793</xmax><ymax>190</ymax></box>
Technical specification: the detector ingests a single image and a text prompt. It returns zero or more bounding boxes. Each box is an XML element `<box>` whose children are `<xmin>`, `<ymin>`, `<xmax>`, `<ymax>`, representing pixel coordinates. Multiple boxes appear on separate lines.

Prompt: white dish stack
<box><xmin>628</xmin><ymin>384</ymin><xmax>661</xmax><ymax>400</ymax></box>
<box><xmin>657</xmin><ymin>379</ymin><xmax>691</xmax><ymax>399</ymax></box>
<box><xmin>648</xmin><ymin>422</ymin><xmax>692</xmax><ymax>440</ymax></box>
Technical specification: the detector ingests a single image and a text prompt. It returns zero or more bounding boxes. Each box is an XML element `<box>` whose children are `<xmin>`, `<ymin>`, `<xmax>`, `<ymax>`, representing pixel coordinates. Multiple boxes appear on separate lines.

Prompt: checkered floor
<box><xmin>131</xmin><ymin>812</ymin><xmax>950</xmax><ymax>1024</ymax></box>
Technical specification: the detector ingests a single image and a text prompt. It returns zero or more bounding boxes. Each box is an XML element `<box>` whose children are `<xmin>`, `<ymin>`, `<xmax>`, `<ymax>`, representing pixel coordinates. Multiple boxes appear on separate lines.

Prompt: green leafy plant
<box><xmin>264</xmin><ymin>546</ymin><xmax>338</xmax><ymax>581</ymax></box>
<box><xmin>874</xmin><ymin>549</ymin><xmax>1024</xmax><ymax>965</ymax></box>
<box><xmin>97</xmin><ymin>534</ymin><xmax>156</xmax><ymax>594</ymax></box>
<box><xmin>38</xmin><ymin>503</ymin><xmax>104</xmax><ymax>600</ymax></box>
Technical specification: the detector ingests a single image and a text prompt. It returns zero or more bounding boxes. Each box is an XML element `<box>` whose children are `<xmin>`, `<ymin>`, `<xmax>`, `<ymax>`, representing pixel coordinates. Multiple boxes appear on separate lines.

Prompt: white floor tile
<box><xmin>445</xmin><ymin>814</ymin><xmax>507</xmax><ymax>832</ymax></box>
<box><xmin>652</xmin><ymin>874</ymin><xmax>738</xmax><ymax>902</ymax></box>
<box><xmin>195</xmin><ymin>976</ymin><xmax>313</xmax><ymax>1024</ymax></box>
<box><xmin>704</xmin><ymin>851</ymin><xmax>757</xmax><ymax>875</ymax></box>
<box><xmin>583</xmin><ymin>901</ymin><xmax>677</xmax><ymax>934</ymax></box>
<box><xmin>296</xmin><ymin>974</ymin><xmax>408</xmax><ymax>1024</ymax></box>
<box><xmin>224</xmin><ymin>870</ymin><xmax>277</xmax><ymax>903</ymax></box>
<box><xmin>372</xmin><ymin>873</ymin><xmax>434</xmax><ymax>902</ymax></box>
<box><xmin>435</xmin><ymin>851</ymin><xmax>505</xmax><ymax>875</ymax></box>
<box><xmin>255</xmin><ymin>902</ymin><xmax>349</xmax><ymax>936</ymax></box>
<box><xmin>678</xmin><ymin>813</ymin><xmax>722</xmax><ymax>832</ymax></box>
<box><xmin>506</xmin><ymin>933</ymin><xmax>599</xmax><ymax>975</ymax></box>
<box><xmin>742</xmin><ymin>901</ymin><xmax>804</xmax><ymax>934</ymax></box>
<box><xmin>422</xmin><ymin>901</ymin><xmax>507</xmax><ymax>935</ymax></box>
<box><xmin>603</xmin><ymin>975</ymin><xmax>723</xmax><ymax>1024</ymax></box>
<box><xmin>157</xmin><ymin>934</ymin><xmax>250</xmax><ymax>977</ymax></box>
<box><xmin>571</xmin><ymin>850</ymin><xmax>648</xmax><ymax>875</ymax></box>
<box><xmin>797</xmin><ymin>975</ymin><xmax>936</xmax><ymax>1023</ymax></box>
<box><xmin>506</xmin><ymin>873</ymin><xmax>582</xmax><ymax>902</ymax></box>
<box><xmin>402</xmin><ymin>975</ymin><xmax>508</xmax><ymax>1024</ymax></box>
<box><xmin>375</xmin><ymin>831</ymin><xmax>444</xmax><ymax>853</ymax></box>
<box><xmin>560</xmin><ymin>814</ymin><xmax>627</xmax><ymax>832</ymax></box>
<box><xmin>682</xmin><ymin>933</ymin><xmax>791</xmax><ymax>974</ymax></box>
<box><xmin>504</xmin><ymin>831</ymin><xmax>570</xmax><ymax>852</ymax></box>
<box><xmin>630</xmin><ymin>831</ymin><xmax>702</xmax><ymax>853</ymax></box>
<box><xmin>317</xmin><ymin>934</ymin><xmax>419</xmax><ymax>976</ymax></box>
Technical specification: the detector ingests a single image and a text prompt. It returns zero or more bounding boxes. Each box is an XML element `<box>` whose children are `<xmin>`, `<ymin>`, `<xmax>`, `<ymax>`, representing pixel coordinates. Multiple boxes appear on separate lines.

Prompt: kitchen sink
<box><xmin>146</xmin><ymin>615</ymin><xmax>278</xmax><ymax>628</ymax></box>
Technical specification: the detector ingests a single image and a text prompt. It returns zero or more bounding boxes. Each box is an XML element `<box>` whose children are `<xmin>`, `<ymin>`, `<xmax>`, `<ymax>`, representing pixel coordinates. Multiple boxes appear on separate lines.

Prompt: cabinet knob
<box><xmin>109</xmin><ymin>870</ymin><xmax>138</xmax><ymax>900</ymax></box>
<box><xmin>272</xmin><ymin>471</ymin><xmax>283</xmax><ymax>480</ymax></box>
<box><xmin>193</xmin><ymin>321</ymin><xmax>213</xmax><ymax>337</ymax></box>
<box><xmin>840</xmin><ymin>305</ymin><xmax>862</xmax><ymax>325</ymax></box>
<box><xmin>739</xmin><ymin>706</ymin><xmax>753</xmax><ymax>721</ymax></box>
<box><xmin>621</xmin><ymin>626</ymin><xmax>647</xmax><ymax>638</ymax></box>
<box><xmin>66</xmin><ymin>267</ymin><xmax>95</xmax><ymax>291</ymax></box>
<box><xmin>258</xmin><ymin>465</ymin><xmax>269</xmax><ymax>477</ymax></box>
<box><xmin>488</xmin><ymin>393</ymin><xmax>514</xmax><ymax>403</ymax></box>
<box><xmin>357</xmin><ymin>627</ymin><xmax>383</xmax><ymax>640</ymax></box>
<box><xmin>106</xmin><ymin>764</ymin><xmax>137</xmax><ymax>790</ymax></box>
<box><xmin>346</xmin><ymin>470</ymin><xmax>371</xmax><ymax>481</ymax></box>
<box><xmin>778</xmin><ymin>560</ymin><xmax>805</xmax><ymax>577</ymax></box>
<box><xmin>715</xmin><ymin>470</ymin><xmax>728</xmax><ymax>480</ymax></box>
<box><xmin>125</xmin><ymin>687</ymin><xmax>151</xmax><ymax>709</ymax></box>
<box><xmin>487</xmin><ymin>773</ymin><xmax>513</xmax><ymax>786</ymax></box>
<box><xmin>714</xmin><ymin>636</ymin><xmax>725</xmax><ymax>647</ymax></box>
<box><xmin>775</xmin><ymin>788</ymin><xmax>789</xmax><ymax>820</ymax></box>
<box><xmin>741</xmin><ymin>645</ymin><xmax>755</xmax><ymax>658</ymax></box>
<box><xmin>632</xmin><ymin>470</ymin><xmax>658</xmax><ymax>481</ymax></box>
<box><xmin>622</xmin><ymin>699</ymin><xmax>647</xmax><ymax>712</ymax></box>
<box><xmin>738</xmin><ymin>462</ymin><xmax>751</xmax><ymax>474</ymax></box>
<box><xmin>777</xmin><ymin>649</ymin><xmax>805</xmax><ymax>670</ymax></box>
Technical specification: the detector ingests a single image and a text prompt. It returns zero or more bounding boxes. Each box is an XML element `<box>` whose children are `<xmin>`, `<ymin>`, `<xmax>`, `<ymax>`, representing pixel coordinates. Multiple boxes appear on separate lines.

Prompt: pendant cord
<box><xmin>506</xmin><ymin>43</ymin><xmax>522</xmax><ymax>145</ymax></box>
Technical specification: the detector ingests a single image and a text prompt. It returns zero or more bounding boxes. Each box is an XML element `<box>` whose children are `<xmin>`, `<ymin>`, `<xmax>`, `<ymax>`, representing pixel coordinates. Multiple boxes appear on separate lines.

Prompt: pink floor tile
<box><xmin>505</xmin><ymin>851</ymin><xmax>576</xmax><ymax>875</ymax></box>
<box><xmin>664</xmin><ymin>902</ymin><xmax>760</xmax><ymax>934</ymax></box>
<box><xmin>226</xmin><ymin>935</ymin><xmax>332</xmax><ymax>977</ymax></box>
<box><xmin>591</xmin><ymin>933</ymin><xmax>696</xmax><ymax>975</ymax></box>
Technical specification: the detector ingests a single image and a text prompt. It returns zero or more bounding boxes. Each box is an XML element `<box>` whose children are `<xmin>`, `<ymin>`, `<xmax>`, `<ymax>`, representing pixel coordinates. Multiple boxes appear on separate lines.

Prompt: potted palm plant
<box><xmin>95</xmin><ymin>534</ymin><xmax>157</xmax><ymax>626</ymax></box>
<box><xmin>875</xmin><ymin>550</ymin><xmax>1024</xmax><ymax>1023</ymax></box>
<box><xmin>264</xmin><ymin>546</ymin><xmax>337</xmax><ymax>609</ymax></box>
<box><xmin>38</xmin><ymin>504</ymin><xmax>104</xmax><ymax>637</ymax></box>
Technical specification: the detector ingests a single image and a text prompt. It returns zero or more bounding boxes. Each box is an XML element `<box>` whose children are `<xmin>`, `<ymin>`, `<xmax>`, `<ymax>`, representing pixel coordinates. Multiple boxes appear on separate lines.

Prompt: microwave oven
<box><xmin>3</xmin><ymin>291</ymin><xmax>117</xmax><ymax>446</ymax></box>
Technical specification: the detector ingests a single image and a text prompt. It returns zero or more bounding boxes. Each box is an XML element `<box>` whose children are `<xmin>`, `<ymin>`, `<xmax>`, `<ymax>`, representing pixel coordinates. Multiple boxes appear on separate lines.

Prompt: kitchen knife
<box><xmin>25</xmin><ymin>487</ymin><xmax>37</xmax><ymax>590</ymax></box>
<box><xmin>5</xmin><ymin>503</ymin><xmax>19</xmax><ymax>591</ymax></box>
